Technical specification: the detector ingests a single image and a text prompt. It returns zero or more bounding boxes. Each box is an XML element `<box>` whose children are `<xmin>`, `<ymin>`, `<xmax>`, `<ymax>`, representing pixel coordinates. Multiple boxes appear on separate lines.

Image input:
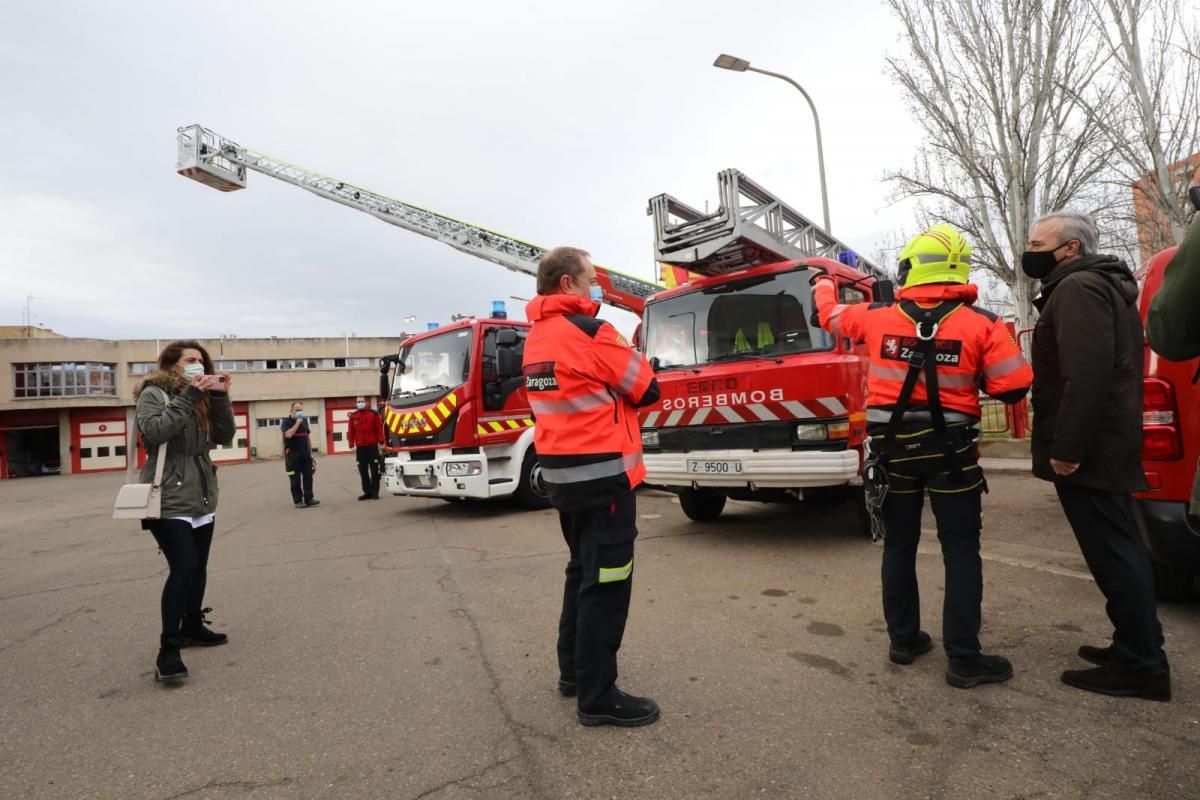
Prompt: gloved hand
<box><xmin>808</xmin><ymin>265</ymin><xmax>835</xmax><ymax>286</ymax></box>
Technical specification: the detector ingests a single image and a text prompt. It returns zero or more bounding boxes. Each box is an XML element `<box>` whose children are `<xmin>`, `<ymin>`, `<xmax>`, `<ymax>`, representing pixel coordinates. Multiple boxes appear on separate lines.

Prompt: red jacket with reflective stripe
<box><xmin>347</xmin><ymin>408</ymin><xmax>386</xmax><ymax>447</ymax></box>
<box><xmin>523</xmin><ymin>293</ymin><xmax>658</xmax><ymax>511</ymax></box>
<box><xmin>813</xmin><ymin>279</ymin><xmax>1031</xmax><ymax>420</ymax></box>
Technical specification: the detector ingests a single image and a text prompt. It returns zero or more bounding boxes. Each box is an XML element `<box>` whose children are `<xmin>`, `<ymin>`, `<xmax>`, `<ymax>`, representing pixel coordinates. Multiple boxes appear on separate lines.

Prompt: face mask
<box><xmin>588</xmin><ymin>285</ymin><xmax>604</xmax><ymax>303</ymax></box>
<box><xmin>294</xmin><ymin>410</ymin><xmax>305</xmax><ymax>419</ymax></box>
<box><xmin>1021</xmin><ymin>241</ymin><xmax>1072</xmax><ymax>280</ymax></box>
<box><xmin>182</xmin><ymin>363</ymin><xmax>205</xmax><ymax>379</ymax></box>
<box><xmin>356</xmin><ymin>401</ymin><xmax>366</xmax><ymax>410</ymax></box>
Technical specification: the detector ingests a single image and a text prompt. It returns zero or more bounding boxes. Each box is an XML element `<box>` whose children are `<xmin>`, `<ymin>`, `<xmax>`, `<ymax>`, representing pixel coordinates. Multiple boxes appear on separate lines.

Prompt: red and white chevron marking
<box><xmin>639</xmin><ymin>396</ymin><xmax>848</xmax><ymax>428</ymax></box>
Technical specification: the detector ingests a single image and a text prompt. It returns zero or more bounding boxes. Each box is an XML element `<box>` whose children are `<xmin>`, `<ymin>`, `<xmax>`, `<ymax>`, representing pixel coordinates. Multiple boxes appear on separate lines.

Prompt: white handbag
<box><xmin>113</xmin><ymin>388</ymin><xmax>170</xmax><ymax>520</ymax></box>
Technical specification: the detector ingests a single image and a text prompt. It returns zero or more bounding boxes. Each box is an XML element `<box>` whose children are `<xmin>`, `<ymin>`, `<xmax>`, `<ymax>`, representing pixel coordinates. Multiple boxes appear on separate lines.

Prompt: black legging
<box><xmin>148</xmin><ymin>519</ymin><xmax>215</xmax><ymax>638</ymax></box>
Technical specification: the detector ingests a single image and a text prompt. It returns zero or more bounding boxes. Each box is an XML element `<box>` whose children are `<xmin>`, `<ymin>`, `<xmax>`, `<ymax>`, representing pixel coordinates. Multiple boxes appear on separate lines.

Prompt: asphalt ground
<box><xmin>2</xmin><ymin>458</ymin><xmax>1198</xmax><ymax>800</ymax></box>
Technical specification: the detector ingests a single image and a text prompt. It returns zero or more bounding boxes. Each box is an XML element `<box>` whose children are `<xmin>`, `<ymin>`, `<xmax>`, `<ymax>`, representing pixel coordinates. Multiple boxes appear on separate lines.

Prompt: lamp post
<box><xmin>713</xmin><ymin>53</ymin><xmax>831</xmax><ymax>233</ymax></box>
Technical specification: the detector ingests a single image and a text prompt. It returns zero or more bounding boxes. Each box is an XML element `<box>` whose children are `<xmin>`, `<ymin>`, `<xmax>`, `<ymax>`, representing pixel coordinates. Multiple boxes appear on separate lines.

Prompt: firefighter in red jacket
<box><xmin>812</xmin><ymin>225</ymin><xmax>1032</xmax><ymax>689</ymax></box>
<box><xmin>347</xmin><ymin>394</ymin><xmax>386</xmax><ymax>500</ymax></box>
<box><xmin>523</xmin><ymin>246</ymin><xmax>662</xmax><ymax>727</ymax></box>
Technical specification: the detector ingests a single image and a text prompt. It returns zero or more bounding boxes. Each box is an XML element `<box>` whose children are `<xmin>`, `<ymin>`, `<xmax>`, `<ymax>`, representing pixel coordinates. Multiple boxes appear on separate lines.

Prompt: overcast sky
<box><xmin>1</xmin><ymin>0</ymin><xmax>923</xmax><ymax>341</ymax></box>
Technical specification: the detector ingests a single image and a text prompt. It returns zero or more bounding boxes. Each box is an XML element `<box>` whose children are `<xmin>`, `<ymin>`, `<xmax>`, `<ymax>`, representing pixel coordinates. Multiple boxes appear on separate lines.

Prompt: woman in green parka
<box><xmin>135</xmin><ymin>340</ymin><xmax>236</xmax><ymax>682</ymax></box>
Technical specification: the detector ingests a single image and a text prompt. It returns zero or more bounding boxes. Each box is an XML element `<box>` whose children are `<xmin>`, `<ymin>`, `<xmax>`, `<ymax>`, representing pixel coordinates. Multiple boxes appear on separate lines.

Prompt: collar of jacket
<box><xmin>1037</xmin><ymin>254</ymin><xmax>1137</xmax><ymax>307</ymax></box>
<box><xmin>525</xmin><ymin>293</ymin><xmax>601</xmax><ymax>321</ymax></box>
<box><xmin>896</xmin><ymin>283</ymin><xmax>979</xmax><ymax>305</ymax></box>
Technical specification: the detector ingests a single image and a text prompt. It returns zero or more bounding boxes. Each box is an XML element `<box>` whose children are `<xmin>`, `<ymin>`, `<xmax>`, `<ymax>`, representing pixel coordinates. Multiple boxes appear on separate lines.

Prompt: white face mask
<box><xmin>182</xmin><ymin>363</ymin><xmax>205</xmax><ymax>379</ymax></box>
<box><xmin>356</xmin><ymin>401</ymin><xmax>366</xmax><ymax>410</ymax></box>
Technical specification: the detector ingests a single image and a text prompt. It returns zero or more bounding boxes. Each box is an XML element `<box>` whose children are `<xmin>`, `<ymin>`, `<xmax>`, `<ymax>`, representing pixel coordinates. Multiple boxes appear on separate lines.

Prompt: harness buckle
<box><xmin>916</xmin><ymin>320</ymin><xmax>938</xmax><ymax>341</ymax></box>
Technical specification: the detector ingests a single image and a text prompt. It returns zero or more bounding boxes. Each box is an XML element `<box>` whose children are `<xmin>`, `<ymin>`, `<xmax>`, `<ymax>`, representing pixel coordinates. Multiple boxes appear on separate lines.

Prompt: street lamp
<box><xmin>713</xmin><ymin>53</ymin><xmax>831</xmax><ymax>232</ymax></box>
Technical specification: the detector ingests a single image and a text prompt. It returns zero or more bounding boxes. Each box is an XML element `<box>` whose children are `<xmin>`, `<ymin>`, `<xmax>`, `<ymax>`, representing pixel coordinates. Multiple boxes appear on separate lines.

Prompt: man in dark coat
<box><xmin>1026</xmin><ymin>210</ymin><xmax>1169</xmax><ymax>701</ymax></box>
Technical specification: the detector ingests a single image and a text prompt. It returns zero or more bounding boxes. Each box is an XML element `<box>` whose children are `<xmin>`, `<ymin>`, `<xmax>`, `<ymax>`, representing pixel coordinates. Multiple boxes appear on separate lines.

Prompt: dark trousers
<box><xmin>557</xmin><ymin>493</ymin><xmax>638</xmax><ymax>710</ymax></box>
<box><xmin>356</xmin><ymin>444</ymin><xmax>381</xmax><ymax>497</ymax></box>
<box><xmin>287</xmin><ymin>452</ymin><xmax>314</xmax><ymax>505</ymax></box>
<box><xmin>881</xmin><ymin>461</ymin><xmax>986</xmax><ymax>660</ymax></box>
<box><xmin>148</xmin><ymin>519</ymin><xmax>215</xmax><ymax>638</ymax></box>
<box><xmin>1054</xmin><ymin>483</ymin><xmax>1166</xmax><ymax>671</ymax></box>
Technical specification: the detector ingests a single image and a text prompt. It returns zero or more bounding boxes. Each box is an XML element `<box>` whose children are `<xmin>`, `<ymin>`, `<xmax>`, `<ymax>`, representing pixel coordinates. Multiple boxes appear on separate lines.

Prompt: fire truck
<box><xmin>174</xmin><ymin>124</ymin><xmax>658</xmax><ymax>506</ymax></box>
<box><xmin>1136</xmin><ymin>245</ymin><xmax>1200</xmax><ymax>599</ymax></box>
<box><xmin>175</xmin><ymin>125</ymin><xmax>890</xmax><ymax>522</ymax></box>
<box><xmin>638</xmin><ymin>171</ymin><xmax>891</xmax><ymax>522</ymax></box>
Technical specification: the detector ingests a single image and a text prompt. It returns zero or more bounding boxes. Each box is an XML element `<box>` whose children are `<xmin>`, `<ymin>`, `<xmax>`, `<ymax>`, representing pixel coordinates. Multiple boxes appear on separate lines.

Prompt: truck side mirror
<box><xmin>378</xmin><ymin>358</ymin><xmax>392</xmax><ymax>399</ymax></box>
<box><xmin>873</xmin><ymin>280</ymin><xmax>897</xmax><ymax>304</ymax></box>
<box><xmin>497</xmin><ymin>349</ymin><xmax>522</xmax><ymax>379</ymax></box>
<box><xmin>496</xmin><ymin>329</ymin><xmax>519</xmax><ymax>347</ymax></box>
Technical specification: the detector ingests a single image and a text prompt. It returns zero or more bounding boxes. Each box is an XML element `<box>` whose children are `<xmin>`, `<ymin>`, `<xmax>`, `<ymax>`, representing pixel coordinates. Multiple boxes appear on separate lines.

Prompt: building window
<box><xmin>130</xmin><ymin>362</ymin><xmax>155</xmax><ymax>375</ymax></box>
<box><xmin>215</xmin><ymin>360</ymin><xmax>248</xmax><ymax>371</ymax></box>
<box><xmin>13</xmin><ymin>362</ymin><xmax>117</xmax><ymax>398</ymax></box>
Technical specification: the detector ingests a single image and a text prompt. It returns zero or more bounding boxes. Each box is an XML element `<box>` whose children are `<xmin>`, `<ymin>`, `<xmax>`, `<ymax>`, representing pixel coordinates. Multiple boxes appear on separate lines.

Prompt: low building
<box><xmin>0</xmin><ymin>329</ymin><xmax>402</xmax><ymax>479</ymax></box>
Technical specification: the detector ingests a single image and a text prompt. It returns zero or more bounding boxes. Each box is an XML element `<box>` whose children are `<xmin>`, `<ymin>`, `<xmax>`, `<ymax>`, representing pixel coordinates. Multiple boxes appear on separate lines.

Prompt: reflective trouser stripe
<box><xmin>599</xmin><ymin>558</ymin><xmax>633</xmax><ymax>583</ymax></box>
<box><xmin>541</xmin><ymin>452</ymin><xmax>642</xmax><ymax>484</ymax></box>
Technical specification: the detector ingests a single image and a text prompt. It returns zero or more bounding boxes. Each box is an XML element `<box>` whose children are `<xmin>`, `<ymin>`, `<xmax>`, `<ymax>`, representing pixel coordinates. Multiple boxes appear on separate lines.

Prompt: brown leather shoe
<box><xmin>1061</xmin><ymin>664</ymin><xmax>1171</xmax><ymax>702</ymax></box>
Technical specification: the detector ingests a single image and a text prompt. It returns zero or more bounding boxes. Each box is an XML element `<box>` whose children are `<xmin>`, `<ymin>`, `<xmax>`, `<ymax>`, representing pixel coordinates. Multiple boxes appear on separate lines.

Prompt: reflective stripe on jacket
<box><xmin>523</xmin><ymin>293</ymin><xmax>658</xmax><ymax>512</ymax></box>
<box><xmin>813</xmin><ymin>279</ymin><xmax>1031</xmax><ymax>423</ymax></box>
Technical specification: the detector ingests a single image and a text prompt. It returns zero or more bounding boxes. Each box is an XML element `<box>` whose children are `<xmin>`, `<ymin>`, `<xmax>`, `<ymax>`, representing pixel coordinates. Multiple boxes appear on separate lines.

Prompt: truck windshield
<box><xmin>642</xmin><ymin>267</ymin><xmax>833</xmax><ymax>369</ymax></box>
<box><xmin>393</xmin><ymin>329</ymin><xmax>473</xmax><ymax>398</ymax></box>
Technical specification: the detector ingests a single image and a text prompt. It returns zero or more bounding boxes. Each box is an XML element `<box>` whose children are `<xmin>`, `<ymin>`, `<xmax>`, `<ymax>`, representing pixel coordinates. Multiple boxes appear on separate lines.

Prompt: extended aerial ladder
<box><xmin>648</xmin><ymin>169</ymin><xmax>887</xmax><ymax>281</ymax></box>
<box><xmin>175</xmin><ymin>124</ymin><xmax>660</xmax><ymax>315</ymax></box>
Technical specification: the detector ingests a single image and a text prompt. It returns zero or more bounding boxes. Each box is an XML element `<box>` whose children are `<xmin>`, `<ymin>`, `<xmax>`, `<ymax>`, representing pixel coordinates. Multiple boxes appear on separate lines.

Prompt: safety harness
<box><xmin>862</xmin><ymin>300</ymin><xmax>967</xmax><ymax>540</ymax></box>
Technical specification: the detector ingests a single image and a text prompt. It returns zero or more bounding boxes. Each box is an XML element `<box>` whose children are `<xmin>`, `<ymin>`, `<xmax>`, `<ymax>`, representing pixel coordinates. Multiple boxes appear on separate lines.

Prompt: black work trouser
<box><xmin>1054</xmin><ymin>483</ymin><xmax>1167</xmax><ymax>671</ymax></box>
<box><xmin>356</xmin><ymin>444</ymin><xmax>381</xmax><ymax>497</ymax></box>
<box><xmin>286</xmin><ymin>451</ymin><xmax>314</xmax><ymax>505</ymax></box>
<box><xmin>556</xmin><ymin>492</ymin><xmax>638</xmax><ymax>711</ymax></box>
<box><xmin>147</xmin><ymin>519</ymin><xmax>215</xmax><ymax>638</ymax></box>
<box><xmin>881</xmin><ymin>456</ymin><xmax>986</xmax><ymax>661</ymax></box>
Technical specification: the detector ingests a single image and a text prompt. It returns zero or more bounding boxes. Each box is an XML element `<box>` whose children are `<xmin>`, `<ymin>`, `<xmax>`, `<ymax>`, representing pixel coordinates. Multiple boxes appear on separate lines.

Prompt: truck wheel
<box><xmin>1152</xmin><ymin>558</ymin><xmax>1193</xmax><ymax>602</ymax></box>
<box><xmin>849</xmin><ymin>486</ymin><xmax>873</xmax><ymax>538</ymax></box>
<box><xmin>678</xmin><ymin>488</ymin><xmax>726</xmax><ymax>521</ymax></box>
<box><xmin>515</xmin><ymin>451</ymin><xmax>552</xmax><ymax>510</ymax></box>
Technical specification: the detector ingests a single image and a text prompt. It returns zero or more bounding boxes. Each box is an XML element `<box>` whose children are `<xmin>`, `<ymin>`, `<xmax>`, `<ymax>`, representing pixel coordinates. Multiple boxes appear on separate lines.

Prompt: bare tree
<box><xmin>1081</xmin><ymin>0</ymin><xmax>1200</xmax><ymax>261</ymax></box>
<box><xmin>885</xmin><ymin>0</ymin><xmax>1116</xmax><ymax>331</ymax></box>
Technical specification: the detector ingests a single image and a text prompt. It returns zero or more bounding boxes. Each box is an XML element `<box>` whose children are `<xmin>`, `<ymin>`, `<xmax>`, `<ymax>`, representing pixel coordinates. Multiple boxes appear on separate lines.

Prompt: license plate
<box><xmin>687</xmin><ymin>459</ymin><xmax>743</xmax><ymax>475</ymax></box>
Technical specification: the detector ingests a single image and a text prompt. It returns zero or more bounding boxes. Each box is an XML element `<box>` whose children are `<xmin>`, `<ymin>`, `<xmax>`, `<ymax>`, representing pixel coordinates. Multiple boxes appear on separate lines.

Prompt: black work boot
<box><xmin>578</xmin><ymin>688</ymin><xmax>660</xmax><ymax>727</ymax></box>
<box><xmin>1077</xmin><ymin>644</ymin><xmax>1113</xmax><ymax>666</ymax></box>
<box><xmin>358</xmin><ymin>493</ymin><xmax>371</xmax><ymax>501</ymax></box>
<box><xmin>156</xmin><ymin>636</ymin><xmax>188</xmax><ymax>683</ymax></box>
<box><xmin>558</xmin><ymin>678</ymin><xmax>577</xmax><ymax>698</ymax></box>
<box><xmin>180</xmin><ymin>609</ymin><xmax>228</xmax><ymax>648</ymax></box>
<box><xmin>946</xmin><ymin>654</ymin><xmax>1013</xmax><ymax>689</ymax></box>
<box><xmin>1062</xmin><ymin>664</ymin><xmax>1171</xmax><ymax>702</ymax></box>
<box><xmin>889</xmin><ymin>630</ymin><xmax>933</xmax><ymax>665</ymax></box>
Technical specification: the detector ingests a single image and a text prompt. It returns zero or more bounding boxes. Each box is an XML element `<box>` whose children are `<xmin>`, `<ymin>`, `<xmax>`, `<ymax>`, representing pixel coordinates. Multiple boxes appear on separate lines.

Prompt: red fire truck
<box><xmin>176</xmin><ymin>127</ymin><xmax>888</xmax><ymax>522</ymax></box>
<box><xmin>637</xmin><ymin>171</ymin><xmax>891</xmax><ymax>523</ymax></box>
<box><xmin>1135</xmin><ymin>245</ymin><xmax>1200</xmax><ymax>599</ymax></box>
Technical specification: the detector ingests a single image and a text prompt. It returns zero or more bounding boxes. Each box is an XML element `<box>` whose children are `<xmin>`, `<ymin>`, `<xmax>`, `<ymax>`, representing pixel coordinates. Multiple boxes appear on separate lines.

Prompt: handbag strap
<box><xmin>127</xmin><ymin>387</ymin><xmax>171</xmax><ymax>485</ymax></box>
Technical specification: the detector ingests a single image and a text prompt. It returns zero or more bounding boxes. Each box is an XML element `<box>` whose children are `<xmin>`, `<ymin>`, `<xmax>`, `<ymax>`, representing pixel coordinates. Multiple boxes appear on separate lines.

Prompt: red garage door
<box><xmin>326</xmin><ymin>397</ymin><xmax>358</xmax><ymax>455</ymax></box>
<box><xmin>212</xmin><ymin>402</ymin><xmax>251</xmax><ymax>463</ymax></box>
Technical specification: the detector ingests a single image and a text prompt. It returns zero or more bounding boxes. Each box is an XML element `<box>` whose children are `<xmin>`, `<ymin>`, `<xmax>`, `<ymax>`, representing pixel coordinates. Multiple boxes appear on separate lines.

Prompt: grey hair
<box><xmin>1034</xmin><ymin>210</ymin><xmax>1098</xmax><ymax>255</ymax></box>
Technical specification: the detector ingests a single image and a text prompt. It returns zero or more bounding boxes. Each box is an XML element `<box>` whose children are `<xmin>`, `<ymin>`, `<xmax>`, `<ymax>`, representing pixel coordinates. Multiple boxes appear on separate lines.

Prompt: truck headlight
<box><xmin>385</xmin><ymin>463</ymin><xmax>399</xmax><ymax>477</ymax></box>
<box><xmin>641</xmin><ymin>429</ymin><xmax>660</xmax><ymax>448</ymax></box>
<box><xmin>794</xmin><ymin>423</ymin><xmax>828</xmax><ymax>441</ymax></box>
<box><xmin>444</xmin><ymin>461</ymin><xmax>482</xmax><ymax>477</ymax></box>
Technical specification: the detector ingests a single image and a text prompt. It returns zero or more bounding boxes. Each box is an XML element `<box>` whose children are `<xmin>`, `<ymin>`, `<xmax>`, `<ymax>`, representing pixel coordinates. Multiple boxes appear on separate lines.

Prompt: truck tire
<box><xmin>678</xmin><ymin>488</ymin><xmax>726</xmax><ymax>521</ymax></box>
<box><xmin>515</xmin><ymin>450</ymin><xmax>552</xmax><ymax>510</ymax></box>
<box><xmin>1152</xmin><ymin>558</ymin><xmax>1193</xmax><ymax>602</ymax></box>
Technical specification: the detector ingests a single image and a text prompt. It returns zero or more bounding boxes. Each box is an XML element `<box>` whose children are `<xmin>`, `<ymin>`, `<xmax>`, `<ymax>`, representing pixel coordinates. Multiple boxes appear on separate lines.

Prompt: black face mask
<box><xmin>1021</xmin><ymin>241</ymin><xmax>1073</xmax><ymax>280</ymax></box>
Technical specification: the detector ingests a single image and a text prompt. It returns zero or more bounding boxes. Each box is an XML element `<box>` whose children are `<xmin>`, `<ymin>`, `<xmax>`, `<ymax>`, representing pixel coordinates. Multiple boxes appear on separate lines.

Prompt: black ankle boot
<box><xmin>156</xmin><ymin>635</ymin><xmax>188</xmax><ymax>682</ymax></box>
<box><xmin>180</xmin><ymin>608</ymin><xmax>228</xmax><ymax>648</ymax></box>
<box><xmin>946</xmin><ymin>654</ymin><xmax>1013</xmax><ymax>689</ymax></box>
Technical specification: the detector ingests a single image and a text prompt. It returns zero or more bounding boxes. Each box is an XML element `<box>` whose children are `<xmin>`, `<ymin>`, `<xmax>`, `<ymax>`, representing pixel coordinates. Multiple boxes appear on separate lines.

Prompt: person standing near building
<box><xmin>1025</xmin><ymin>210</ymin><xmax>1170</xmax><ymax>701</ymax></box>
<box><xmin>135</xmin><ymin>340</ymin><xmax>235</xmax><ymax>682</ymax></box>
<box><xmin>282</xmin><ymin>401</ymin><xmax>319</xmax><ymax>509</ymax></box>
<box><xmin>347</xmin><ymin>395</ymin><xmax>386</xmax><ymax>500</ymax></box>
<box><xmin>523</xmin><ymin>246</ymin><xmax>662</xmax><ymax>727</ymax></box>
<box><xmin>812</xmin><ymin>225</ymin><xmax>1032</xmax><ymax>689</ymax></box>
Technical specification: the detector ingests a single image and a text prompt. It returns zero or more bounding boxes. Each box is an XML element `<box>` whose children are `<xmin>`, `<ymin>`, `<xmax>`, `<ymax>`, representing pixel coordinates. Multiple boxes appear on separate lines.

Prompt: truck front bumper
<box><xmin>383</xmin><ymin>452</ymin><xmax>496</xmax><ymax>500</ymax></box>
<box><xmin>643</xmin><ymin>448</ymin><xmax>860</xmax><ymax>489</ymax></box>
